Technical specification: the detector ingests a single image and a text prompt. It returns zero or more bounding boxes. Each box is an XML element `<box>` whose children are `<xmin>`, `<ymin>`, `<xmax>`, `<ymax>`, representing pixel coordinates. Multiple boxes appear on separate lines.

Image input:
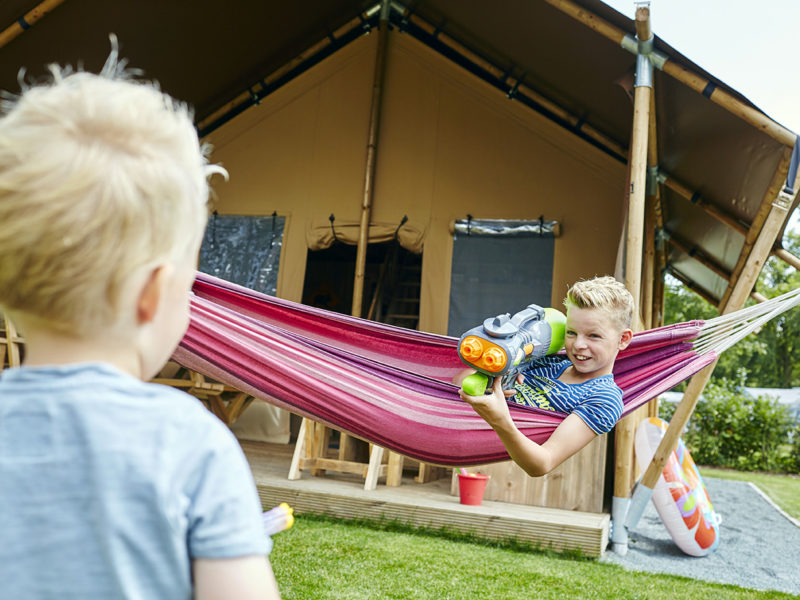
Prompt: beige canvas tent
<box><xmin>2</xmin><ymin>0</ymin><xmax>798</xmax><ymax>550</ymax></box>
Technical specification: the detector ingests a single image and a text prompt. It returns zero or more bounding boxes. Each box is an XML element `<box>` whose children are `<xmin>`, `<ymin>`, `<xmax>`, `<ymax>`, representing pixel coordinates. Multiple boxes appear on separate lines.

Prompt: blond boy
<box><xmin>459</xmin><ymin>276</ymin><xmax>634</xmax><ymax>476</ymax></box>
<box><xmin>0</xmin><ymin>49</ymin><xmax>281</xmax><ymax>599</ymax></box>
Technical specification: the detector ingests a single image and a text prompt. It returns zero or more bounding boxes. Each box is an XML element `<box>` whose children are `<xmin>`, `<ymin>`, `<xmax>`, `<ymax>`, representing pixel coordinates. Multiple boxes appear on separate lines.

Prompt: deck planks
<box><xmin>241</xmin><ymin>440</ymin><xmax>610</xmax><ymax>557</ymax></box>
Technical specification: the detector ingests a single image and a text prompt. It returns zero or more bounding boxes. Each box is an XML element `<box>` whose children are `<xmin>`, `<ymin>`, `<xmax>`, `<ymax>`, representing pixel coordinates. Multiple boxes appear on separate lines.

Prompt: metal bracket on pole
<box><xmin>625</xmin><ymin>481</ymin><xmax>655</xmax><ymax>530</ymax></box>
<box><xmin>646</xmin><ymin>165</ymin><xmax>660</xmax><ymax>196</ymax></box>
<box><xmin>621</xmin><ymin>34</ymin><xmax>667</xmax><ymax>71</ymax></box>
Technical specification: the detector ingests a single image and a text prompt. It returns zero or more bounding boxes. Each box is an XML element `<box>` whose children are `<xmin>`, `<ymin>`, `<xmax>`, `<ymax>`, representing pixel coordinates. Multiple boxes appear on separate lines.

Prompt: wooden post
<box><xmin>642</xmin><ymin>89</ymin><xmax>660</xmax><ymax>330</ymax></box>
<box><xmin>351</xmin><ymin>0</ymin><xmax>390</xmax><ymax>317</ymax></box>
<box><xmin>774</xmin><ymin>248</ymin><xmax>800</xmax><ymax>271</ymax></box>
<box><xmin>612</xmin><ymin>4</ymin><xmax>652</xmax><ymax>555</ymax></box>
<box><xmin>291</xmin><ymin>1</ymin><xmax>404</xmax><ymax>490</ymax></box>
<box><xmin>1</xmin><ymin>314</ymin><xmax>23</xmax><ymax>370</ymax></box>
<box><xmin>666</xmin><ymin>233</ymin><xmax>732</xmax><ymax>281</ymax></box>
<box><xmin>720</xmin><ymin>147</ymin><xmax>796</xmax><ymax>309</ymax></box>
<box><xmin>0</xmin><ymin>0</ymin><xmax>67</xmax><ymax>50</ymax></box>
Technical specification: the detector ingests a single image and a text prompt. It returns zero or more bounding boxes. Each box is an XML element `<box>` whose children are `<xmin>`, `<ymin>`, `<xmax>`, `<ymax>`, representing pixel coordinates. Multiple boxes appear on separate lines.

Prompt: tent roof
<box><xmin>1</xmin><ymin>0</ymin><xmax>796</xmax><ymax>307</ymax></box>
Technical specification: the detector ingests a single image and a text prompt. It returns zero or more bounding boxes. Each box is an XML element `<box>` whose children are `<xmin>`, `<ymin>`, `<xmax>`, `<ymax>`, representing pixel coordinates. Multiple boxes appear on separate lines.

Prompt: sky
<box><xmin>600</xmin><ymin>0</ymin><xmax>800</xmax><ymax>229</ymax></box>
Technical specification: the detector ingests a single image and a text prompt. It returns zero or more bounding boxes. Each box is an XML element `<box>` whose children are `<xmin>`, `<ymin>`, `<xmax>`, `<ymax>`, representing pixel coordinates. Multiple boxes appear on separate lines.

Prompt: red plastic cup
<box><xmin>457</xmin><ymin>473</ymin><xmax>490</xmax><ymax>505</ymax></box>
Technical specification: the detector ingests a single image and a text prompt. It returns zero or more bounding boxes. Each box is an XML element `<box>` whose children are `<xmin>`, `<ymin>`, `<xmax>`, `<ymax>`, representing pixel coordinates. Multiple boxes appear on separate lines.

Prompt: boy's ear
<box><xmin>136</xmin><ymin>265</ymin><xmax>168</xmax><ymax>325</ymax></box>
<box><xmin>618</xmin><ymin>329</ymin><xmax>633</xmax><ymax>351</ymax></box>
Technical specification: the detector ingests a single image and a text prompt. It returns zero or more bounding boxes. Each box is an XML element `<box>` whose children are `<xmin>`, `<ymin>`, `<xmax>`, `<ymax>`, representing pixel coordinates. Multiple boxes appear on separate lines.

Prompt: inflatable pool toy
<box><xmin>634</xmin><ymin>417</ymin><xmax>721</xmax><ymax>556</ymax></box>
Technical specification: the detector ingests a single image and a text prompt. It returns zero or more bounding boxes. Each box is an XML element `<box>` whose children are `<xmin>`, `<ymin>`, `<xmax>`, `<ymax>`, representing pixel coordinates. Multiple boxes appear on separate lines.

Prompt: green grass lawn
<box><xmin>269</xmin><ymin>514</ymin><xmax>798</xmax><ymax>600</ymax></box>
<box><xmin>268</xmin><ymin>469</ymin><xmax>800</xmax><ymax>598</ymax></box>
<box><xmin>702</xmin><ymin>467</ymin><xmax>800</xmax><ymax>521</ymax></box>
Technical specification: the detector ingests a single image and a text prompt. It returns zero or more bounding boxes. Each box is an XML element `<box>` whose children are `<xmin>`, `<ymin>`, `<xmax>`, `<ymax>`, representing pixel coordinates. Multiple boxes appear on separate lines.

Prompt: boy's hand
<box><xmin>459</xmin><ymin>376</ymin><xmax>514</xmax><ymax>429</ymax></box>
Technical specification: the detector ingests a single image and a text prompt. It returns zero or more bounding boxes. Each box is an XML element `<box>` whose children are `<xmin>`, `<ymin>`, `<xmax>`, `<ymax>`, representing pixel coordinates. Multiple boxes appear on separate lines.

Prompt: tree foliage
<box><xmin>663</xmin><ymin>229</ymin><xmax>800</xmax><ymax>388</ymax></box>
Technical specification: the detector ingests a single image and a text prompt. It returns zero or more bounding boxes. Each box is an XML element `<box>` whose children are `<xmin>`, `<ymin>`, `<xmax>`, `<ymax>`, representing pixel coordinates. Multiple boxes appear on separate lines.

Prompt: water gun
<box><xmin>262</xmin><ymin>503</ymin><xmax>294</xmax><ymax>536</ymax></box>
<box><xmin>458</xmin><ymin>304</ymin><xmax>567</xmax><ymax>396</ymax></box>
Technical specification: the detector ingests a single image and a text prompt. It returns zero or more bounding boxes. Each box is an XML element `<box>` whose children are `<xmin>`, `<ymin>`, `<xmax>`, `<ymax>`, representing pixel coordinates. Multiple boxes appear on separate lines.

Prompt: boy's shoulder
<box><xmin>1</xmin><ymin>362</ymin><xmax>217</xmax><ymax>424</ymax></box>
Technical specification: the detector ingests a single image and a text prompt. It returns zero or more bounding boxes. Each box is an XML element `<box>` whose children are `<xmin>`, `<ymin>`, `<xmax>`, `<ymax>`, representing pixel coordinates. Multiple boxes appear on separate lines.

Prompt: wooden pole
<box><xmin>661</xmin><ymin>173</ymin><xmax>798</xmax><ymax>267</ymax></box>
<box><xmin>642</xmin><ymin>199</ymin><xmax>655</xmax><ymax>328</ymax></box>
<box><xmin>541</xmin><ymin>0</ymin><xmax>796</xmax><ymax>149</ymax></box>
<box><xmin>642</xmin><ymin>90</ymin><xmax>660</xmax><ymax>329</ymax></box>
<box><xmin>666</xmin><ymin>266</ymin><xmax>720</xmax><ymax>306</ymax></box>
<box><xmin>352</xmin><ymin>3</ymin><xmax>390</xmax><ymax>317</ymax></box>
<box><xmin>720</xmin><ymin>147</ymin><xmax>796</xmax><ymax>309</ymax></box>
<box><xmin>661</xmin><ymin>175</ymin><xmax>749</xmax><ymax>235</ymax></box>
<box><xmin>612</xmin><ymin>4</ymin><xmax>651</xmax><ymax>555</ymax></box>
<box><xmin>666</xmin><ymin>232</ymin><xmax>732</xmax><ymax>281</ymax></box>
<box><xmin>0</xmin><ymin>0</ymin><xmax>66</xmax><ymax>50</ymax></box>
<box><xmin>342</xmin><ymin>1</ymin><xmax>396</xmax><ymax>485</ymax></box>
<box><xmin>774</xmin><ymin>248</ymin><xmax>800</xmax><ymax>271</ymax></box>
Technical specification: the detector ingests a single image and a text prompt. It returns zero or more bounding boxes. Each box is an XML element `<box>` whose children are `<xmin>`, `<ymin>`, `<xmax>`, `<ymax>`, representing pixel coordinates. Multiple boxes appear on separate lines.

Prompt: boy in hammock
<box><xmin>458</xmin><ymin>276</ymin><xmax>634</xmax><ymax>476</ymax></box>
<box><xmin>0</xmin><ymin>47</ymin><xmax>281</xmax><ymax>599</ymax></box>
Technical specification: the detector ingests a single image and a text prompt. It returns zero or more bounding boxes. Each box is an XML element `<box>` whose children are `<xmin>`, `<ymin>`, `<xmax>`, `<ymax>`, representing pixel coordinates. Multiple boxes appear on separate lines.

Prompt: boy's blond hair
<box><xmin>0</xmin><ymin>44</ymin><xmax>224</xmax><ymax>334</ymax></box>
<box><xmin>564</xmin><ymin>276</ymin><xmax>635</xmax><ymax>331</ymax></box>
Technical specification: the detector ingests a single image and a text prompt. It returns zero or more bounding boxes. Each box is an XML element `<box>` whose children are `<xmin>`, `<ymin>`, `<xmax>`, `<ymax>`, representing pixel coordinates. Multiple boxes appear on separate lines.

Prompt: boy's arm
<box><xmin>460</xmin><ymin>377</ymin><xmax>596</xmax><ymax>477</ymax></box>
<box><xmin>194</xmin><ymin>555</ymin><xmax>281</xmax><ymax>600</ymax></box>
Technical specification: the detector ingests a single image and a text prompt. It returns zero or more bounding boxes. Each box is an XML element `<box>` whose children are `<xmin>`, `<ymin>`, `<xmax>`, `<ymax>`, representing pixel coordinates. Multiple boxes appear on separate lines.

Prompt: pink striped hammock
<box><xmin>175</xmin><ymin>273</ymin><xmax>794</xmax><ymax>466</ymax></box>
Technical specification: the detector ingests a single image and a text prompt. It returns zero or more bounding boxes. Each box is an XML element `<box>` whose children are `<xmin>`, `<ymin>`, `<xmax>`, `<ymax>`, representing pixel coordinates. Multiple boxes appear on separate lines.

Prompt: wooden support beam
<box><xmin>0</xmin><ymin>0</ymin><xmax>66</xmax><ymax>50</ymax></box>
<box><xmin>666</xmin><ymin>231</ymin><xmax>732</xmax><ymax>281</ymax></box>
<box><xmin>660</xmin><ymin>174</ymin><xmax>749</xmax><ymax>235</ymax></box>
<box><xmin>774</xmin><ymin>248</ymin><xmax>800</xmax><ymax>271</ymax></box>
<box><xmin>628</xmin><ymin>178</ymin><xmax>794</xmax><ymax>532</ymax></box>
<box><xmin>666</xmin><ymin>266</ymin><xmax>720</xmax><ymax>306</ymax></box>
<box><xmin>352</xmin><ymin>5</ymin><xmax>389</xmax><ymax>317</ymax></box>
<box><xmin>1</xmin><ymin>314</ymin><xmax>23</xmax><ymax>370</ymax></box>
<box><xmin>661</xmin><ymin>173</ymin><xmax>798</xmax><ymax>267</ymax></box>
<box><xmin>612</xmin><ymin>4</ymin><xmax>652</xmax><ymax>554</ymax></box>
<box><xmin>404</xmin><ymin>13</ymin><xmax>629</xmax><ymax>160</ymax></box>
<box><xmin>642</xmin><ymin>87</ymin><xmax>661</xmax><ymax>330</ymax></box>
<box><xmin>643</xmin><ymin>198</ymin><xmax>656</xmax><ymax>328</ymax></box>
<box><xmin>720</xmin><ymin>147</ymin><xmax>796</xmax><ymax>309</ymax></box>
<box><xmin>623</xmin><ymin>84</ymin><xmax>649</xmax><ymax>304</ymax></box>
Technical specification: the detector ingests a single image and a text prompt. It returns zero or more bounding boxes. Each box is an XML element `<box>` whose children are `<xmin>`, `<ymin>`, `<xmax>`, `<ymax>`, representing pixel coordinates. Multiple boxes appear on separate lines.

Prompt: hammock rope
<box><xmin>692</xmin><ymin>286</ymin><xmax>800</xmax><ymax>355</ymax></box>
<box><xmin>174</xmin><ymin>273</ymin><xmax>798</xmax><ymax>466</ymax></box>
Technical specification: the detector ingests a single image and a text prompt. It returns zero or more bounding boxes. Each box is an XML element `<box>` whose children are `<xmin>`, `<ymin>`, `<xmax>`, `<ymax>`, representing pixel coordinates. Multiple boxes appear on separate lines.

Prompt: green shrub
<box><xmin>658</xmin><ymin>381</ymin><xmax>795</xmax><ymax>472</ymax></box>
<box><xmin>789</xmin><ymin>422</ymin><xmax>800</xmax><ymax>473</ymax></box>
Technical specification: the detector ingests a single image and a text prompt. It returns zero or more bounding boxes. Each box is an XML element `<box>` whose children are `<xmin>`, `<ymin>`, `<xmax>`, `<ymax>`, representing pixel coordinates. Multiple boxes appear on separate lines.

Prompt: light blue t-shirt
<box><xmin>511</xmin><ymin>355</ymin><xmax>623</xmax><ymax>435</ymax></box>
<box><xmin>0</xmin><ymin>363</ymin><xmax>270</xmax><ymax>600</ymax></box>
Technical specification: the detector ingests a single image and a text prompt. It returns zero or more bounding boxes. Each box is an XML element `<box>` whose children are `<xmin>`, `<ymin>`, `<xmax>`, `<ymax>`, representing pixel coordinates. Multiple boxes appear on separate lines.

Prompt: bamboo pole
<box><xmin>0</xmin><ymin>0</ymin><xmax>66</xmax><ymax>50</ymax></box>
<box><xmin>642</xmin><ymin>199</ymin><xmax>655</xmax><ymax>328</ymax></box>
<box><xmin>666</xmin><ymin>232</ymin><xmax>732</xmax><ymax>281</ymax></box>
<box><xmin>541</xmin><ymin>0</ymin><xmax>796</xmax><ymax>149</ymax></box>
<box><xmin>642</xmin><ymin>90</ymin><xmax>660</xmax><ymax>329</ymax></box>
<box><xmin>342</xmin><ymin>0</ymin><xmax>395</xmax><ymax>486</ymax></box>
<box><xmin>661</xmin><ymin>175</ymin><xmax>749</xmax><ymax>236</ymax></box>
<box><xmin>665</xmin><ymin>266</ymin><xmax>720</xmax><ymax>306</ymax></box>
<box><xmin>774</xmin><ymin>248</ymin><xmax>800</xmax><ymax>271</ymax></box>
<box><xmin>720</xmin><ymin>147</ymin><xmax>795</xmax><ymax>309</ymax></box>
<box><xmin>612</xmin><ymin>4</ymin><xmax>652</xmax><ymax>556</ymax></box>
<box><xmin>352</xmin><ymin>3</ymin><xmax>390</xmax><ymax>317</ymax></box>
<box><xmin>661</xmin><ymin>173</ymin><xmax>798</xmax><ymax>267</ymax></box>
<box><xmin>403</xmin><ymin>12</ymin><xmax>629</xmax><ymax>160</ymax></box>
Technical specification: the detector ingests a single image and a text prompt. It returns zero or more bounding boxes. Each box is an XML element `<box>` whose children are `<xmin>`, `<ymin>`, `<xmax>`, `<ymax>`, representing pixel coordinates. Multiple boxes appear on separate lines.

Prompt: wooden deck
<box><xmin>241</xmin><ymin>441</ymin><xmax>610</xmax><ymax>558</ymax></box>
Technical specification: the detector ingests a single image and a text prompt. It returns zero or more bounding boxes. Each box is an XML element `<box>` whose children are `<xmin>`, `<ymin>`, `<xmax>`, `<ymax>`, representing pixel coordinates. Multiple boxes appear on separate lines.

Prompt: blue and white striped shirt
<box><xmin>511</xmin><ymin>355</ymin><xmax>623</xmax><ymax>435</ymax></box>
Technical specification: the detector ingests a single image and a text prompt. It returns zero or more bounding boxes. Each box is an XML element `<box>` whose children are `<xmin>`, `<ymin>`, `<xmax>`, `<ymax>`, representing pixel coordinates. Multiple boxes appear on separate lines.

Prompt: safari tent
<box><xmin>2</xmin><ymin>0</ymin><xmax>798</xmax><ymax>554</ymax></box>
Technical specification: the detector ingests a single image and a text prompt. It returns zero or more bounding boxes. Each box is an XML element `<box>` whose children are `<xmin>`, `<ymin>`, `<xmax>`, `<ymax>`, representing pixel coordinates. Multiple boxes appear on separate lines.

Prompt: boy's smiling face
<box><xmin>564</xmin><ymin>306</ymin><xmax>632</xmax><ymax>381</ymax></box>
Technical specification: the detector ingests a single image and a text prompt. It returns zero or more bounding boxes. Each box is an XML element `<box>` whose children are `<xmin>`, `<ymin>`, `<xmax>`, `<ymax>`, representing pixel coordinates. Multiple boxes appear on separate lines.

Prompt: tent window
<box><xmin>199</xmin><ymin>213</ymin><xmax>284</xmax><ymax>295</ymax></box>
<box><xmin>447</xmin><ymin>218</ymin><xmax>558</xmax><ymax>337</ymax></box>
